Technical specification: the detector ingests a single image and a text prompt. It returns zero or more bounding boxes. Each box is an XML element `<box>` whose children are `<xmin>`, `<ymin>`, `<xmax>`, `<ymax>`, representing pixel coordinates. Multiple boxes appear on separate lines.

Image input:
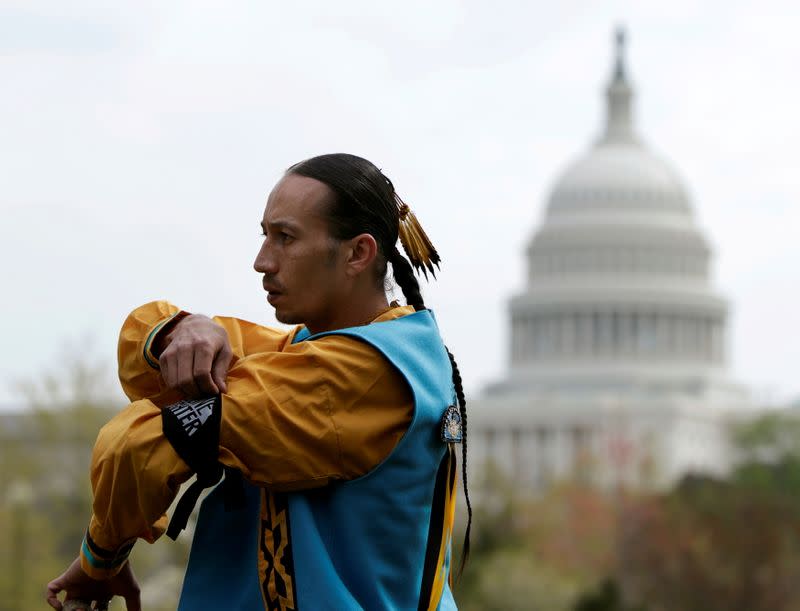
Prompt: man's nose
<box><xmin>253</xmin><ymin>241</ymin><xmax>278</xmax><ymax>274</ymax></box>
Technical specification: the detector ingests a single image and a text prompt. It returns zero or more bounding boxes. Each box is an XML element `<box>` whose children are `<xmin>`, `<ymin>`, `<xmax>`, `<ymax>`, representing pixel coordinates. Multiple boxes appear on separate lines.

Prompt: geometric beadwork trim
<box><xmin>258</xmin><ymin>490</ymin><xmax>298</xmax><ymax>611</ymax></box>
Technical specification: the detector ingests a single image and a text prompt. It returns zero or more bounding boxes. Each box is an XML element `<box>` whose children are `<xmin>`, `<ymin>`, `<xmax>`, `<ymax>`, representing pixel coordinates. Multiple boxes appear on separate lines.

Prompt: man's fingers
<box><xmin>124</xmin><ymin>592</ymin><xmax>142</xmax><ymax>611</ymax></box>
<box><xmin>159</xmin><ymin>331</ymin><xmax>231</xmax><ymax>398</ymax></box>
<box><xmin>117</xmin><ymin>562</ymin><xmax>142</xmax><ymax>611</ymax></box>
<box><xmin>161</xmin><ymin>347</ymin><xmax>193</xmax><ymax>394</ymax></box>
<box><xmin>46</xmin><ymin>580</ymin><xmax>64</xmax><ymax>610</ymax></box>
<box><xmin>211</xmin><ymin>347</ymin><xmax>233</xmax><ymax>394</ymax></box>
<box><xmin>193</xmin><ymin>346</ymin><xmax>219</xmax><ymax>395</ymax></box>
<box><xmin>174</xmin><ymin>350</ymin><xmax>201</xmax><ymax>397</ymax></box>
<box><xmin>159</xmin><ymin>351</ymin><xmax>173</xmax><ymax>389</ymax></box>
<box><xmin>155</xmin><ymin>315</ymin><xmax>231</xmax><ymax>396</ymax></box>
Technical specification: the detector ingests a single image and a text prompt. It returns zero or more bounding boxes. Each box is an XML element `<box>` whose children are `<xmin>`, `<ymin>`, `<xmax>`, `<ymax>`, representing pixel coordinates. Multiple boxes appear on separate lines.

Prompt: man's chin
<box><xmin>273</xmin><ymin>308</ymin><xmax>302</xmax><ymax>325</ymax></box>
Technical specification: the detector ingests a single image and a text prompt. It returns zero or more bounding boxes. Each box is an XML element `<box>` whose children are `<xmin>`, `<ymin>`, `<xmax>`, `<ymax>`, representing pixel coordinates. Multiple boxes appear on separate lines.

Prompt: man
<box><xmin>46</xmin><ymin>153</ymin><xmax>470</xmax><ymax>611</ymax></box>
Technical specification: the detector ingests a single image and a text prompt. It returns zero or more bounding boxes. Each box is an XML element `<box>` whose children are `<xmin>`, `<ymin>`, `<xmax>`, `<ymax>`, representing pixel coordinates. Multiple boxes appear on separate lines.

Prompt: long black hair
<box><xmin>288</xmin><ymin>153</ymin><xmax>472</xmax><ymax>574</ymax></box>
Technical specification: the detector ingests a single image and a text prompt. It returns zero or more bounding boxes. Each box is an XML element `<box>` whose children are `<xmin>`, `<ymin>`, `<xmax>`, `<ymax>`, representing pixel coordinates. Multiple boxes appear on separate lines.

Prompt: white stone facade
<box><xmin>470</xmin><ymin>30</ymin><xmax>750</xmax><ymax>494</ymax></box>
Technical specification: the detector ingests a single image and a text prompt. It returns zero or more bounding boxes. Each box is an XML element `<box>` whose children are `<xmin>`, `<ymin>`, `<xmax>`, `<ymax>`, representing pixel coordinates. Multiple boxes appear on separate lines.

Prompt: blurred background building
<box><xmin>469</xmin><ymin>29</ymin><xmax>753</xmax><ymax>492</ymax></box>
<box><xmin>5</xmin><ymin>6</ymin><xmax>800</xmax><ymax>607</ymax></box>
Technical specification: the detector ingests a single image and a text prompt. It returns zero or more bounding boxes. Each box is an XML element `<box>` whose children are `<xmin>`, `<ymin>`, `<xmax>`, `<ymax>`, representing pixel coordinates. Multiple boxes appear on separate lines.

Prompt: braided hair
<box><xmin>287</xmin><ymin>153</ymin><xmax>472</xmax><ymax>575</ymax></box>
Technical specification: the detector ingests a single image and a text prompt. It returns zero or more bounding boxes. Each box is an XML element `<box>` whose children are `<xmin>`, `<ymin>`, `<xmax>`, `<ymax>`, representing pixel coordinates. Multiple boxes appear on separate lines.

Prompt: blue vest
<box><xmin>177</xmin><ymin>310</ymin><xmax>458</xmax><ymax>610</ymax></box>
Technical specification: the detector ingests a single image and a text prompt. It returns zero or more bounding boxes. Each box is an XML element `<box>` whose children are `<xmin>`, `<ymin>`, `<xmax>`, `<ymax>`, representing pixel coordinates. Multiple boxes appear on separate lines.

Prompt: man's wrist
<box><xmin>79</xmin><ymin>531</ymin><xmax>135</xmax><ymax>580</ymax></box>
<box><xmin>146</xmin><ymin>311</ymin><xmax>192</xmax><ymax>366</ymax></box>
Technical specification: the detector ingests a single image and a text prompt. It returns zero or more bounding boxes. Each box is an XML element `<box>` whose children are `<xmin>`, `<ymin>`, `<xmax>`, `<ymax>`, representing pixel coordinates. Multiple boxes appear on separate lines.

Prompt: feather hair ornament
<box><xmin>395</xmin><ymin>194</ymin><xmax>441</xmax><ymax>280</ymax></box>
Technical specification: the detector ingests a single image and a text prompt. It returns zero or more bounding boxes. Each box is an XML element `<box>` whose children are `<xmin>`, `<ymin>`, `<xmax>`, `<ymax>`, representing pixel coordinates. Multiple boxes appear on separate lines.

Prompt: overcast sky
<box><xmin>2</xmin><ymin>1</ymin><xmax>799</xmax><ymax>408</ymax></box>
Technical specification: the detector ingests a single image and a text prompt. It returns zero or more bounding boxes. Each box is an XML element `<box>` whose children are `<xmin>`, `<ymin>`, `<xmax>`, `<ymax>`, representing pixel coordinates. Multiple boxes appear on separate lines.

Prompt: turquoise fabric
<box><xmin>178</xmin><ymin>310</ymin><xmax>457</xmax><ymax>610</ymax></box>
<box><xmin>177</xmin><ymin>481</ymin><xmax>265</xmax><ymax>609</ymax></box>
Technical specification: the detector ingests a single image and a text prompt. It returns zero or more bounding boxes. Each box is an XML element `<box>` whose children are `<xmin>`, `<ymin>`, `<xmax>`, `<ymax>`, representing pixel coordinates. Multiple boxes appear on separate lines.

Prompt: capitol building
<box><xmin>469</xmin><ymin>31</ymin><xmax>751</xmax><ymax>492</ymax></box>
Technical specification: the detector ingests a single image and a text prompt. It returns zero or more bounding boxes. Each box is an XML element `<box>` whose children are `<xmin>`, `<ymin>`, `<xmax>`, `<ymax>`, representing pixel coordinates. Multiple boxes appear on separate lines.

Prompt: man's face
<box><xmin>253</xmin><ymin>174</ymin><xmax>348</xmax><ymax>332</ymax></box>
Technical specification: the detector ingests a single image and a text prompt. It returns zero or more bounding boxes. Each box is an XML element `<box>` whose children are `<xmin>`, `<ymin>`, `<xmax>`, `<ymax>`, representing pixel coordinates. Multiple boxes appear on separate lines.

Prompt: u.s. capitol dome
<box><xmin>471</xmin><ymin>30</ymin><xmax>750</xmax><ymax>492</ymax></box>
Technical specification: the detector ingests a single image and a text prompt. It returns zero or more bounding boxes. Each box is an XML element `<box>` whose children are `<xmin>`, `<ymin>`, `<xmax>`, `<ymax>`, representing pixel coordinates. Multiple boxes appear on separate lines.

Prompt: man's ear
<box><xmin>344</xmin><ymin>233</ymin><xmax>379</xmax><ymax>277</ymax></box>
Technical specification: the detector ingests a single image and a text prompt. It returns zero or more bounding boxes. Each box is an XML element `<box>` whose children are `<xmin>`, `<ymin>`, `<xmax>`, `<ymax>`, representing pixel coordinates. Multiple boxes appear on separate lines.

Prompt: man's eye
<box><xmin>281</xmin><ymin>232</ymin><xmax>294</xmax><ymax>243</ymax></box>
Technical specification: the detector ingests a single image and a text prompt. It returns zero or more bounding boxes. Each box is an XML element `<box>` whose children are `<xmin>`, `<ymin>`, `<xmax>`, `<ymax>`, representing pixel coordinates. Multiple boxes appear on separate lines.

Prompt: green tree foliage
<box><xmin>457</xmin><ymin>411</ymin><xmax>800</xmax><ymax>611</ymax></box>
<box><xmin>454</xmin><ymin>463</ymin><xmax>617</xmax><ymax>611</ymax></box>
<box><xmin>618</xmin><ymin>476</ymin><xmax>800</xmax><ymax>610</ymax></box>
<box><xmin>573</xmin><ymin>579</ymin><xmax>646</xmax><ymax>611</ymax></box>
<box><xmin>733</xmin><ymin>411</ymin><xmax>800</xmax><ymax>463</ymax></box>
<box><xmin>0</xmin><ymin>351</ymin><xmax>190</xmax><ymax>611</ymax></box>
<box><xmin>616</xmin><ymin>412</ymin><xmax>800</xmax><ymax>611</ymax></box>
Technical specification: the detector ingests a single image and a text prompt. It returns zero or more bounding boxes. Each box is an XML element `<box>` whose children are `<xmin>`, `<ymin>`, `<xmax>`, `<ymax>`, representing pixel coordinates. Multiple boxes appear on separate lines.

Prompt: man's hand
<box><xmin>46</xmin><ymin>557</ymin><xmax>141</xmax><ymax>611</ymax></box>
<box><xmin>157</xmin><ymin>314</ymin><xmax>233</xmax><ymax>397</ymax></box>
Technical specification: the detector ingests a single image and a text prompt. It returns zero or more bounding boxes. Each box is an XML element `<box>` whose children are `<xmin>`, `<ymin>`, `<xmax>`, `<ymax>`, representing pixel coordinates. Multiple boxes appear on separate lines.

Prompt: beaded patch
<box><xmin>440</xmin><ymin>405</ymin><xmax>463</xmax><ymax>443</ymax></box>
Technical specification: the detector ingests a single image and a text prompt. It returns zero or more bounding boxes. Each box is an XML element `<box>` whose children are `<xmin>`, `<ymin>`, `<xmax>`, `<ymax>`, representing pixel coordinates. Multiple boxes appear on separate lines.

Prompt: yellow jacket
<box><xmin>81</xmin><ymin>300</ymin><xmax>414</xmax><ymax>578</ymax></box>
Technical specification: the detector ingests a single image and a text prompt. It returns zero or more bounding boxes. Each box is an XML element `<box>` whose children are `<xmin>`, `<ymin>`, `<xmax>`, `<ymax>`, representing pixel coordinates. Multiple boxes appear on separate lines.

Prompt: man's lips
<box><xmin>264</xmin><ymin>287</ymin><xmax>283</xmax><ymax>303</ymax></box>
<box><xmin>262</xmin><ymin>278</ymin><xmax>284</xmax><ymax>302</ymax></box>
<box><xmin>262</xmin><ymin>280</ymin><xmax>283</xmax><ymax>293</ymax></box>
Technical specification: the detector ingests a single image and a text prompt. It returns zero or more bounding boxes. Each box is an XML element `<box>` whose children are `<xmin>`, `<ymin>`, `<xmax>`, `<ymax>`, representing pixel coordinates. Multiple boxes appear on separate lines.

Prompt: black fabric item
<box><xmin>417</xmin><ymin>446</ymin><xmax>454</xmax><ymax>610</ymax></box>
<box><xmin>162</xmin><ymin>396</ymin><xmax>225</xmax><ymax>540</ymax></box>
<box><xmin>222</xmin><ymin>466</ymin><xmax>246</xmax><ymax>511</ymax></box>
<box><xmin>166</xmin><ymin>478</ymin><xmax>211</xmax><ymax>540</ymax></box>
<box><xmin>165</xmin><ymin>470</ymin><xmax>246</xmax><ymax>541</ymax></box>
<box><xmin>162</xmin><ymin>396</ymin><xmax>222</xmax><ymax>473</ymax></box>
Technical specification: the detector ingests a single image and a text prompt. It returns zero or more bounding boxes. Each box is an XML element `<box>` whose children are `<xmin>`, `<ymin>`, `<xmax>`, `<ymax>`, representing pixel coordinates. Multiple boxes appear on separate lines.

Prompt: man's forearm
<box><xmin>83</xmin><ymin>400</ymin><xmax>192</xmax><ymax>577</ymax></box>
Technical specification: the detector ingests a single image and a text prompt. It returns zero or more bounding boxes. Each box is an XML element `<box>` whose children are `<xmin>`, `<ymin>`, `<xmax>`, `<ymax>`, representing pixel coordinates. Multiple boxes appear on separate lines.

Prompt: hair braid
<box><xmin>390</xmin><ymin>247</ymin><xmax>426</xmax><ymax>312</ymax></box>
<box><xmin>286</xmin><ymin>154</ymin><xmax>470</xmax><ymax>577</ymax></box>
<box><xmin>446</xmin><ymin>346</ymin><xmax>472</xmax><ymax>578</ymax></box>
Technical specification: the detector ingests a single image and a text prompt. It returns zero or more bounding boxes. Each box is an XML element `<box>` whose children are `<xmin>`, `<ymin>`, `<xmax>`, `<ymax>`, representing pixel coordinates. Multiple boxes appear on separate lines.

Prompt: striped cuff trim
<box><xmin>81</xmin><ymin>533</ymin><xmax>135</xmax><ymax>570</ymax></box>
<box><xmin>143</xmin><ymin>312</ymin><xmax>187</xmax><ymax>370</ymax></box>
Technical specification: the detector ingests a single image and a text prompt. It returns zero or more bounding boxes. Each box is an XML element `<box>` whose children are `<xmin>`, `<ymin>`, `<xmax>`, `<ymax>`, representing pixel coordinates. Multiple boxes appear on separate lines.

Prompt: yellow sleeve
<box><xmin>80</xmin><ymin>400</ymin><xmax>192</xmax><ymax>579</ymax></box>
<box><xmin>117</xmin><ymin>300</ymin><xmax>183</xmax><ymax>402</ymax></box>
<box><xmin>82</xmin><ymin>319</ymin><xmax>413</xmax><ymax>578</ymax></box>
<box><xmin>117</xmin><ymin>300</ymin><xmax>297</xmax><ymax>403</ymax></box>
<box><xmin>217</xmin><ymin>333</ymin><xmax>414</xmax><ymax>489</ymax></box>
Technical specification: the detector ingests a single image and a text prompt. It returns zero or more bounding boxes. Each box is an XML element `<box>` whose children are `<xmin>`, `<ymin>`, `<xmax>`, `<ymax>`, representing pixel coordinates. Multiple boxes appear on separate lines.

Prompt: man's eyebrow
<box><xmin>262</xmin><ymin>219</ymin><xmax>302</xmax><ymax>233</ymax></box>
